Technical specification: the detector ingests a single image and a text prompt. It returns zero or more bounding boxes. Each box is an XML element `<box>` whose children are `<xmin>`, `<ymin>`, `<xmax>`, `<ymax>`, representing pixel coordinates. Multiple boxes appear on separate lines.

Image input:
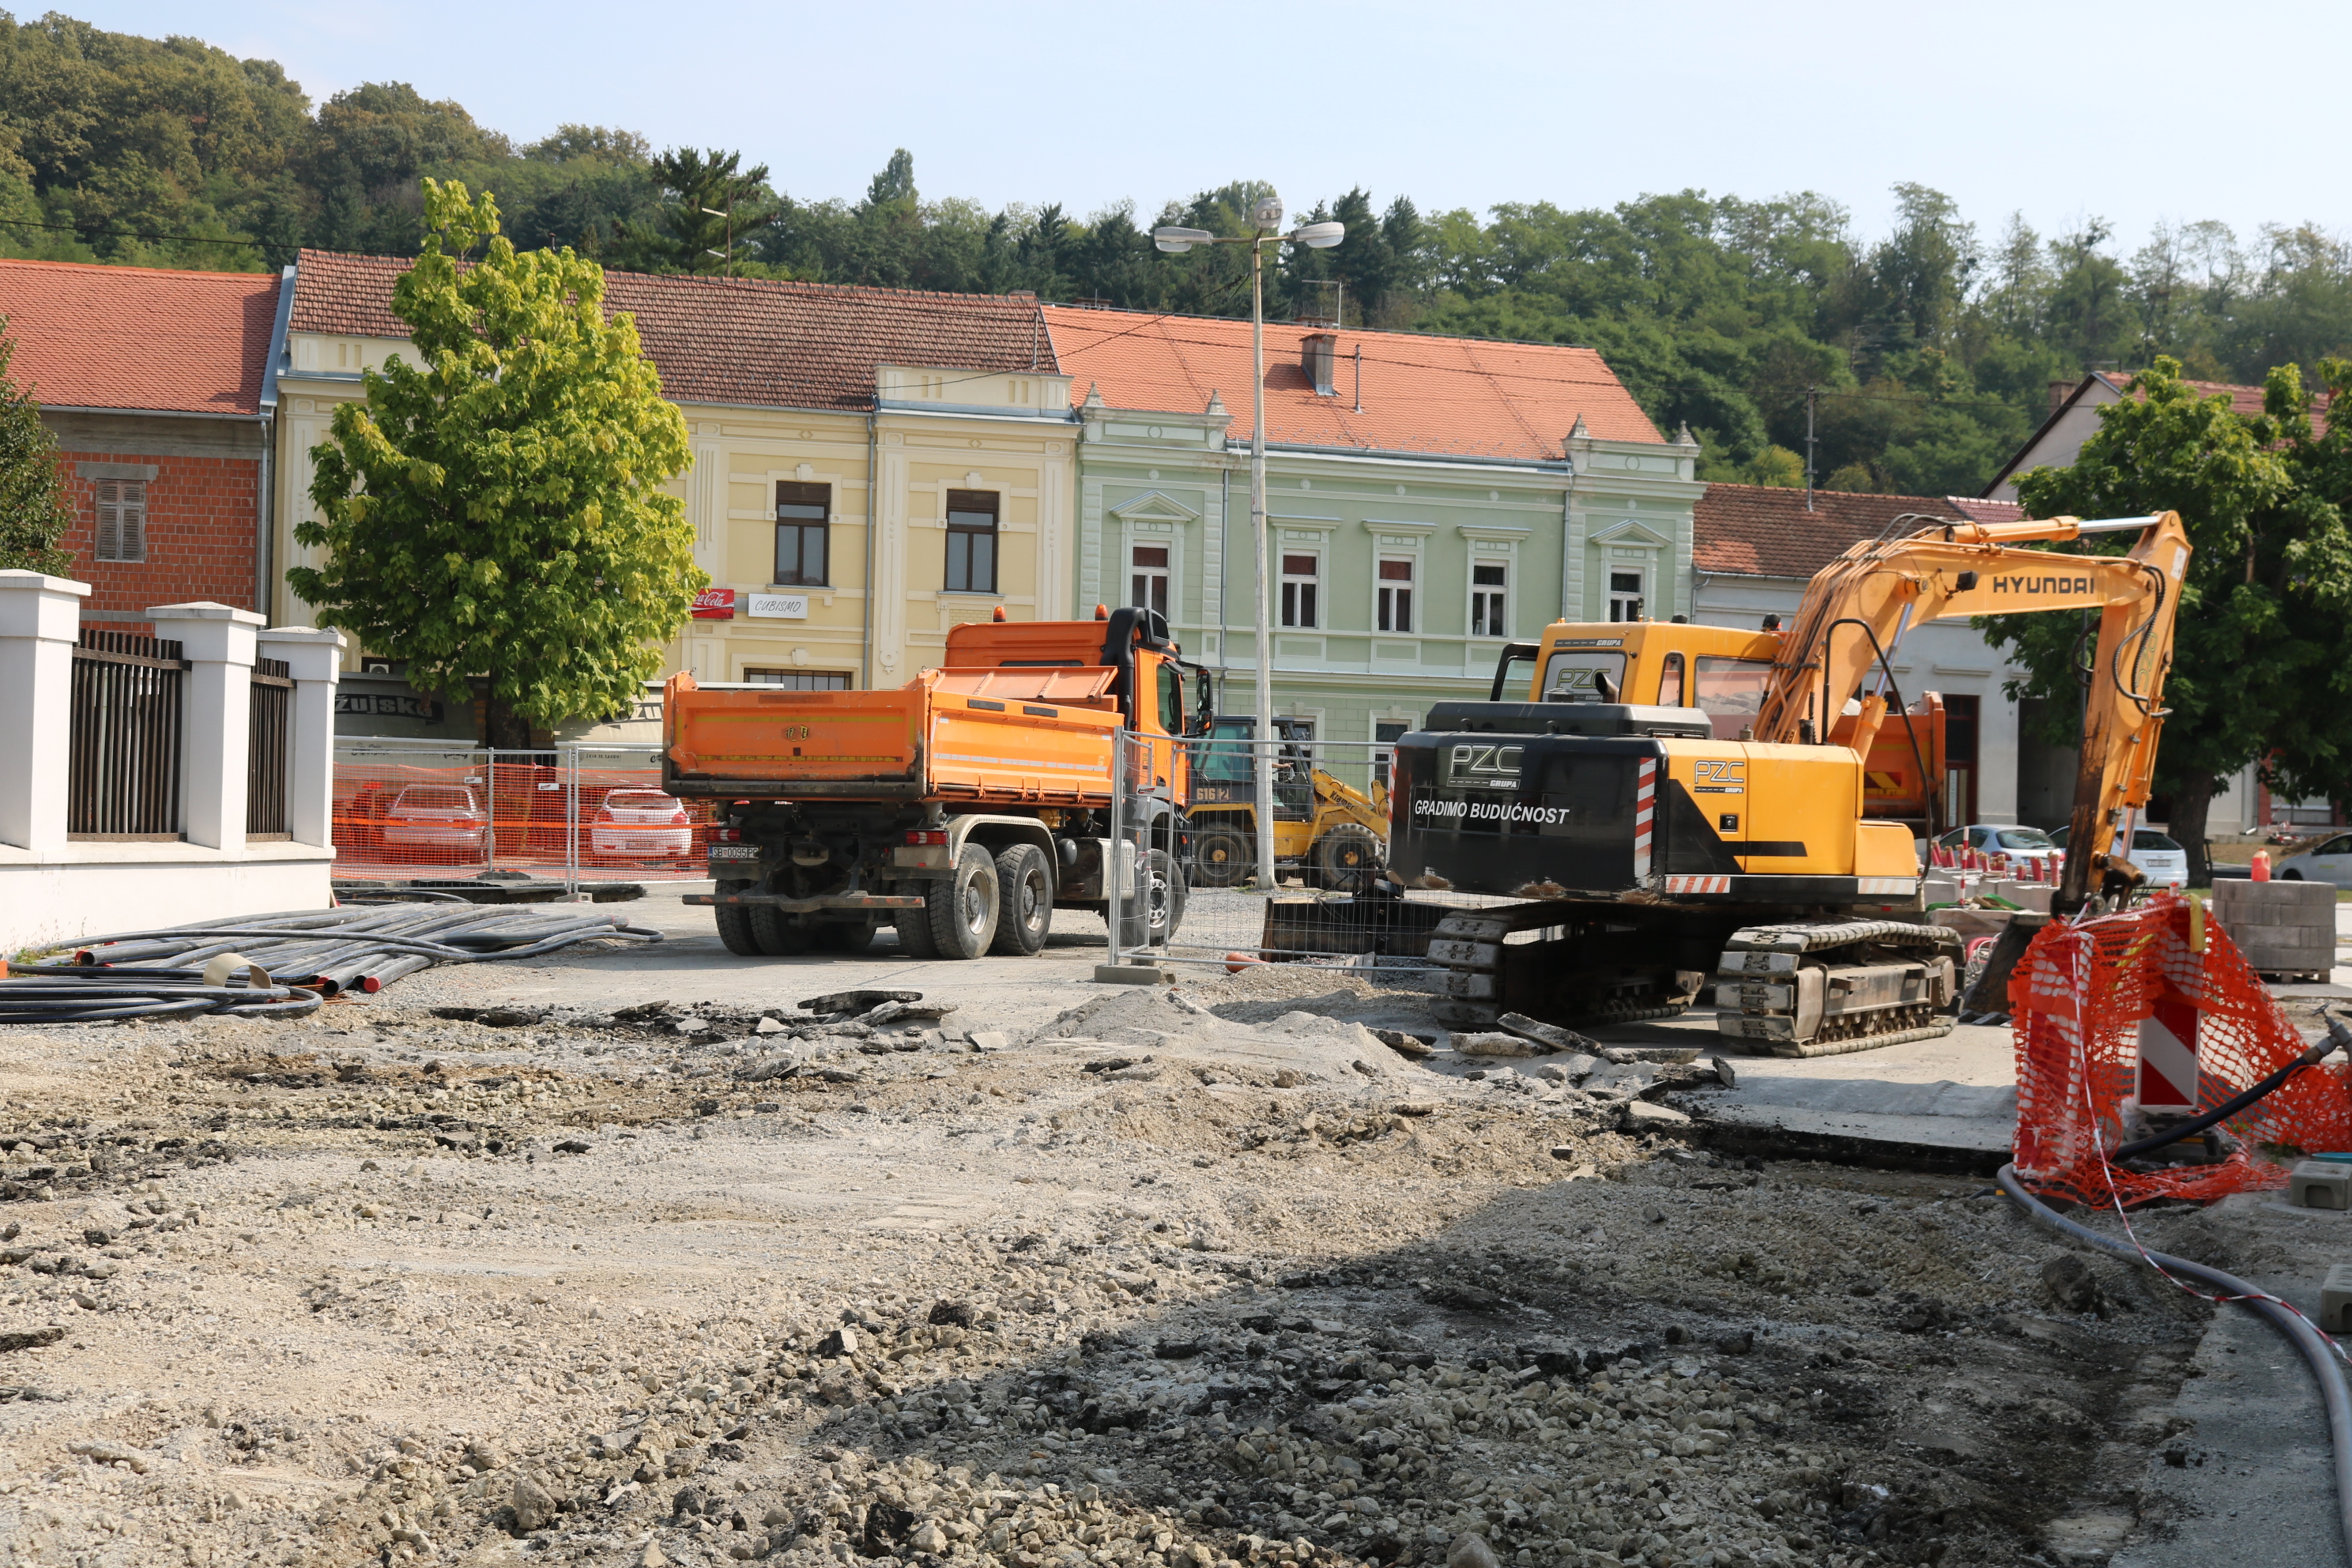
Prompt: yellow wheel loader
<box><xmin>1189</xmin><ymin>715</ymin><xmax>1389</xmax><ymax>891</ymax></box>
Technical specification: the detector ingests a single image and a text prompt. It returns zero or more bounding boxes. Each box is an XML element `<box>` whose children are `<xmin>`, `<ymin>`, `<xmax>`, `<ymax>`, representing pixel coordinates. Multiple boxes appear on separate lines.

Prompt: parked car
<box><xmin>2049</xmin><ymin>826</ymin><xmax>2190</xmax><ymax>888</ymax></box>
<box><xmin>379</xmin><ymin>783</ymin><xmax>489</xmax><ymax>850</ymax></box>
<box><xmin>588</xmin><ymin>788</ymin><xmax>694</xmax><ymax>859</ymax></box>
<box><xmin>2273</xmin><ymin>832</ymin><xmax>2352</xmax><ymax>887</ymax></box>
<box><xmin>1934</xmin><ymin>824</ymin><xmax>2061</xmax><ymax>867</ymax></box>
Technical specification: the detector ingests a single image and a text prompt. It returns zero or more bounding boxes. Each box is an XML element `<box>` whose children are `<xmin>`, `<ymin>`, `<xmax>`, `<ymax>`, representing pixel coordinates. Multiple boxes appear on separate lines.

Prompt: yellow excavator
<box><xmin>1189</xmin><ymin>716</ymin><xmax>1389</xmax><ymax>891</ymax></box>
<box><xmin>1387</xmin><ymin>510</ymin><xmax>2190</xmax><ymax>1054</ymax></box>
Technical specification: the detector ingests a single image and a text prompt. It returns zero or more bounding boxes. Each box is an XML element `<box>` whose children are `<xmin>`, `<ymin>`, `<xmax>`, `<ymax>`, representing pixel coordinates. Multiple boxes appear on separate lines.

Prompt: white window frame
<box><xmin>1129</xmin><ymin>541</ymin><xmax>1170</xmax><ymax>619</ymax></box>
<box><xmin>1375</xmin><ymin>556</ymin><xmax>1415</xmax><ymax>634</ymax></box>
<box><xmin>1280</xmin><ymin>551</ymin><xmax>1321</xmax><ymax>629</ymax></box>
<box><xmin>1470</xmin><ymin>558</ymin><xmax>1509</xmax><ymax>638</ymax></box>
<box><xmin>94</xmin><ymin>477</ymin><xmax>147</xmax><ymax>563</ymax></box>
<box><xmin>1607</xmin><ymin>564</ymin><xmax>1645</xmax><ymax>623</ymax></box>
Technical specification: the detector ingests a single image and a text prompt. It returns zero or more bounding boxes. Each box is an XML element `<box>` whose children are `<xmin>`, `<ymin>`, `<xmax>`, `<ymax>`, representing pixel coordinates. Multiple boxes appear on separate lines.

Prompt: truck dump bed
<box><xmin>662</xmin><ymin>668</ymin><xmax>1125</xmax><ymax>805</ymax></box>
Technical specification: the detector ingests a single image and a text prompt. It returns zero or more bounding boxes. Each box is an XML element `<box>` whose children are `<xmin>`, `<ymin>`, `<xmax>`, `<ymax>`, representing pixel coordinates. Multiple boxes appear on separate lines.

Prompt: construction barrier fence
<box><xmin>1106</xmin><ymin>730</ymin><xmax>1502</xmax><ymax>973</ymax></box>
<box><xmin>332</xmin><ymin>742</ymin><xmax>715</xmax><ymax>887</ymax></box>
<box><xmin>2011</xmin><ymin>893</ymin><xmax>2351</xmax><ymax>1208</ymax></box>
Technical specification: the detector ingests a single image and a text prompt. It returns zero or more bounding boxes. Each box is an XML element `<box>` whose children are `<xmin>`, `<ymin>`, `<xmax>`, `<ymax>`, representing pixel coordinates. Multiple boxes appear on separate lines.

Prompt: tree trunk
<box><xmin>482</xmin><ymin>690</ymin><xmax>533</xmax><ymax>751</ymax></box>
<box><xmin>2166</xmin><ymin>767</ymin><xmax>2216</xmax><ymax>888</ymax></box>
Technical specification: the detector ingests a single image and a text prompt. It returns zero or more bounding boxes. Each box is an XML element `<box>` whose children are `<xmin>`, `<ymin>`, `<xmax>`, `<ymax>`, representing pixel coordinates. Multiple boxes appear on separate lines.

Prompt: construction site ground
<box><xmin>3</xmin><ymin>886</ymin><xmax>2350</xmax><ymax>1568</ymax></box>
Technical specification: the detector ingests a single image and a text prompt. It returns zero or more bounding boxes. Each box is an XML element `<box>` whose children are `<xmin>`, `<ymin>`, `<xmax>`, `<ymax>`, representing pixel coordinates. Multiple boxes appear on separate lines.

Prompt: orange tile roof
<box><xmin>1043</xmin><ymin>305</ymin><xmax>1662</xmax><ymax>462</ymax></box>
<box><xmin>0</xmin><ymin>258</ymin><xmax>280</xmax><ymax>416</ymax></box>
<box><xmin>288</xmin><ymin>251</ymin><xmax>1054</xmax><ymax>411</ymax></box>
<box><xmin>1694</xmin><ymin>484</ymin><xmax>1992</xmax><ymax>579</ymax></box>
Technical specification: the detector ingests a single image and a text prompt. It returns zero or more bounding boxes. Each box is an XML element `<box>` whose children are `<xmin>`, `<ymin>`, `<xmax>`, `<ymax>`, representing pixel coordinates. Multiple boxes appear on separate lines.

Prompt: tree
<box><xmin>290</xmin><ymin>180</ymin><xmax>700</xmax><ymax>748</ymax></box>
<box><xmin>0</xmin><ymin>315</ymin><xmax>74</xmax><ymax>575</ymax></box>
<box><xmin>618</xmin><ymin>147</ymin><xmax>776</xmax><ymax>274</ymax></box>
<box><xmin>1982</xmin><ymin>358</ymin><xmax>2324</xmax><ymax>883</ymax></box>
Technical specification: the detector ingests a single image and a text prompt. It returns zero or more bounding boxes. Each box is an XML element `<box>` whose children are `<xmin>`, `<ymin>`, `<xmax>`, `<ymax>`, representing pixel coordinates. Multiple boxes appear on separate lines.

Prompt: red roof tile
<box><xmin>288</xmin><ymin>251</ymin><xmax>1054</xmax><ymax>411</ymax></box>
<box><xmin>1694</xmin><ymin>484</ymin><xmax>1984</xmax><ymax>579</ymax></box>
<box><xmin>0</xmin><ymin>258</ymin><xmax>280</xmax><ymax>416</ymax></box>
<box><xmin>1043</xmin><ymin>306</ymin><xmax>1661</xmax><ymax>462</ymax></box>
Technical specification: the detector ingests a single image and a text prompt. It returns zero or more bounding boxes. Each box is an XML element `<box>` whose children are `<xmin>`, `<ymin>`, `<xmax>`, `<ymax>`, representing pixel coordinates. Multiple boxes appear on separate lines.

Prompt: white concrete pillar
<box><xmin>0</xmin><ymin>571</ymin><xmax>90</xmax><ymax>850</ymax></box>
<box><xmin>257</xmin><ymin>626</ymin><xmax>345</xmax><ymax>850</ymax></box>
<box><xmin>148</xmin><ymin>601</ymin><xmax>265</xmax><ymax>852</ymax></box>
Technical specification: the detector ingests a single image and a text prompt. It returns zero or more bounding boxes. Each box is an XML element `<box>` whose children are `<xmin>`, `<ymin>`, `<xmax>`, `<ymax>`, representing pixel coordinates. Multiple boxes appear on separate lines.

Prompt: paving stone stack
<box><xmin>2212</xmin><ymin>878</ymin><xmax>2339</xmax><ymax>980</ymax></box>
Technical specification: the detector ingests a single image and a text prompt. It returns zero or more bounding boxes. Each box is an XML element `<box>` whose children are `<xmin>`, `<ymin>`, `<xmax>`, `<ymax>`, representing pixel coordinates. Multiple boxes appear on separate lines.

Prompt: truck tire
<box><xmin>816</xmin><ymin>918</ymin><xmax>879</xmax><ymax>954</ymax></box>
<box><xmin>750</xmin><ymin>906</ymin><xmax>812</xmax><ymax>956</ymax></box>
<box><xmin>895</xmin><ymin>899</ymin><xmax>941</xmax><ymax>959</ymax></box>
<box><xmin>1118</xmin><ymin>847</ymin><xmax>1186</xmax><ymax>951</ymax></box>
<box><xmin>714</xmin><ymin>880</ymin><xmax>761</xmax><ymax>957</ymax></box>
<box><xmin>925</xmin><ymin>844</ymin><xmax>1001</xmax><ymax>959</ymax></box>
<box><xmin>1193</xmin><ymin>827</ymin><xmax>1252</xmax><ymax>887</ymax></box>
<box><xmin>990</xmin><ymin>843</ymin><xmax>1053</xmax><ymax>956</ymax></box>
<box><xmin>1315</xmin><ymin>824</ymin><xmax>1381</xmax><ymax>893</ymax></box>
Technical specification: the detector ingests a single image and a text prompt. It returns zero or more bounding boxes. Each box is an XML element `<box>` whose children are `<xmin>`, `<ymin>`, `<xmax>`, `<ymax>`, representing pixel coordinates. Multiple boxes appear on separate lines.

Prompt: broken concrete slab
<box><xmin>1497</xmin><ymin>1012</ymin><xmax>1600</xmax><ymax>1054</ymax></box>
<box><xmin>798</xmin><ymin>989</ymin><xmax>922</xmax><ymax>1014</ymax></box>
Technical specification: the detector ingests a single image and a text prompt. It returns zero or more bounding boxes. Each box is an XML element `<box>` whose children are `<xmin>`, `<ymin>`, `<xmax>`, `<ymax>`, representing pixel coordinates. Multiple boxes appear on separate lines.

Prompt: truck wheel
<box><xmin>751</xmin><ymin>906</ymin><xmax>812</xmax><ymax>956</ymax></box>
<box><xmin>1315</xmin><ymin>824</ymin><xmax>1381</xmax><ymax>893</ymax></box>
<box><xmin>1119</xmin><ymin>847</ymin><xmax>1186</xmax><ymax>951</ymax></box>
<box><xmin>895</xmin><ymin>899</ymin><xmax>941</xmax><ymax>959</ymax></box>
<box><xmin>990</xmin><ymin>843</ymin><xmax>1053</xmax><ymax>956</ymax></box>
<box><xmin>1193</xmin><ymin>827</ymin><xmax>1252</xmax><ymax>887</ymax></box>
<box><xmin>926</xmin><ymin>844</ymin><xmax>1001</xmax><ymax>959</ymax></box>
<box><xmin>714</xmin><ymin>880</ymin><xmax>761</xmax><ymax>957</ymax></box>
<box><xmin>816</xmin><ymin>918</ymin><xmax>879</xmax><ymax>954</ymax></box>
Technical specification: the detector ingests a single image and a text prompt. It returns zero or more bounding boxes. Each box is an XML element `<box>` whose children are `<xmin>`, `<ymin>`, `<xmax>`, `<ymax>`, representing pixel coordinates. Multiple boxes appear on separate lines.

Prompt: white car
<box><xmin>588</xmin><ymin>789</ymin><xmax>695</xmax><ymax>858</ymax></box>
<box><xmin>1935</xmin><ymin>824</ymin><xmax>2062</xmax><ymax>869</ymax></box>
<box><xmin>2275</xmin><ymin>832</ymin><xmax>2352</xmax><ymax>888</ymax></box>
<box><xmin>2049</xmin><ymin>826</ymin><xmax>2191</xmax><ymax>888</ymax></box>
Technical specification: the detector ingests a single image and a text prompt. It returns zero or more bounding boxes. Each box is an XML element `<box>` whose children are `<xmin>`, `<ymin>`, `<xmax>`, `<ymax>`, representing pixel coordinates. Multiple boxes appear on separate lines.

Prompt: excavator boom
<box><xmin>1756</xmin><ymin>511</ymin><xmax>2190</xmax><ymax>907</ymax></box>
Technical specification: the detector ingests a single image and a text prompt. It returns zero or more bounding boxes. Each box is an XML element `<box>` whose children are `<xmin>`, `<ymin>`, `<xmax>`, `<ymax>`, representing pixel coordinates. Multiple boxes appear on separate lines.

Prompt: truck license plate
<box><xmin>707</xmin><ymin>845</ymin><xmax>760</xmax><ymax>860</ymax></box>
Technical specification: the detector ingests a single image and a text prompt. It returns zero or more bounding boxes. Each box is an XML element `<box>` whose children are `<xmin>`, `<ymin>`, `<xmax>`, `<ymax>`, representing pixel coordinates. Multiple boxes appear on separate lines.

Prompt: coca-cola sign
<box><xmin>691</xmin><ymin>588</ymin><xmax>736</xmax><ymax>620</ymax></box>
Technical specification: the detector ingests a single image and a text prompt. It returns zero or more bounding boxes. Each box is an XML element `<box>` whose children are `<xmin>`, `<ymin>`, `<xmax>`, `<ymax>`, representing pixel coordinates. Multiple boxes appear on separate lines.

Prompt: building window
<box><xmin>944</xmin><ymin>489</ymin><xmax>998</xmax><ymax>594</ymax></box>
<box><xmin>1471</xmin><ymin>560</ymin><xmax>1508</xmax><ymax>636</ymax></box>
<box><xmin>1280</xmin><ymin>553</ymin><xmax>1319</xmax><ymax>628</ymax></box>
<box><xmin>93</xmin><ymin>478</ymin><xmax>146</xmax><ymax>563</ymax></box>
<box><xmin>774</xmin><ymin>481</ymin><xmax>829</xmax><ymax>586</ymax></box>
<box><xmin>1377</xmin><ymin>558</ymin><xmax>1415</xmax><ymax>633</ymax></box>
<box><xmin>744</xmin><ymin>669</ymin><xmax>853</xmax><ymax>691</ymax></box>
<box><xmin>1374</xmin><ymin>719</ymin><xmax>1409</xmax><ymax>786</ymax></box>
<box><xmin>1607</xmin><ymin>567</ymin><xmax>1644</xmax><ymax>622</ymax></box>
<box><xmin>1131</xmin><ymin>544</ymin><xmax>1169</xmax><ymax>617</ymax></box>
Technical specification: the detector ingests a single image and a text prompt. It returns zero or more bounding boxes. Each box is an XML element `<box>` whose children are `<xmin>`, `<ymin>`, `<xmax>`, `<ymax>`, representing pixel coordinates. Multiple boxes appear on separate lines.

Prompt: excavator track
<box><xmin>1714</xmin><ymin>920</ymin><xmax>1962</xmax><ymax>1057</ymax></box>
<box><xmin>1426</xmin><ymin>903</ymin><xmax>1696</xmax><ymax>1031</ymax></box>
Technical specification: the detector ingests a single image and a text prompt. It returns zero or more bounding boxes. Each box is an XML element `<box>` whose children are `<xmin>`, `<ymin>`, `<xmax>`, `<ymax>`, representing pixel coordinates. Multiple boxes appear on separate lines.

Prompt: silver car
<box><xmin>2048</xmin><ymin>826</ymin><xmax>2191</xmax><ymax>888</ymax></box>
<box><xmin>2275</xmin><ymin>832</ymin><xmax>2352</xmax><ymax>888</ymax></box>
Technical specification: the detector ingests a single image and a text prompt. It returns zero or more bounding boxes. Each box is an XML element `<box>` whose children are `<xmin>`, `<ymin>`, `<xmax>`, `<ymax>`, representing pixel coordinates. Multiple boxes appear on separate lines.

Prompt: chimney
<box><xmin>2049</xmin><ymin>378</ymin><xmax>2076</xmax><ymax>414</ymax></box>
<box><xmin>1301</xmin><ymin>332</ymin><xmax>1338</xmax><ymax>397</ymax></box>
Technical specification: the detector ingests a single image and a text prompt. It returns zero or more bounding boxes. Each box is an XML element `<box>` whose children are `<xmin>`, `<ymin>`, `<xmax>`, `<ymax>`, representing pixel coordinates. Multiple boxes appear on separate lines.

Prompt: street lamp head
<box><xmin>1291</xmin><ymin>221</ymin><xmax>1345</xmax><ymax>250</ymax></box>
<box><xmin>1250</xmin><ymin>195</ymin><xmax>1285</xmax><ymax>231</ymax></box>
<box><xmin>1152</xmin><ymin>225</ymin><xmax>1213</xmax><ymax>254</ymax></box>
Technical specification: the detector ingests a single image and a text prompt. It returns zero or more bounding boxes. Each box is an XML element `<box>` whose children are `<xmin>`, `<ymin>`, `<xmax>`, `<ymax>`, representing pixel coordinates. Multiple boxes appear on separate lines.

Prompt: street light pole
<box><xmin>1249</xmin><ymin>234</ymin><xmax>1276</xmax><ymax>891</ymax></box>
<box><xmin>1152</xmin><ymin>201</ymin><xmax>1344</xmax><ymax>895</ymax></box>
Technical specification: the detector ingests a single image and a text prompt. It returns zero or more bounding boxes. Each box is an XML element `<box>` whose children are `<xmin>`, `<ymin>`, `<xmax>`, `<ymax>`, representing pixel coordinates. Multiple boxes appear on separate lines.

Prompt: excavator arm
<box><xmin>1755</xmin><ymin>511</ymin><xmax>2192</xmax><ymax>910</ymax></box>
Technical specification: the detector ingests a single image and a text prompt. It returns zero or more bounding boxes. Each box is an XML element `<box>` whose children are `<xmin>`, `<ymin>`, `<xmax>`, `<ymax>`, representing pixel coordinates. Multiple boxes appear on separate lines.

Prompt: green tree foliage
<box><xmin>615</xmin><ymin>147</ymin><xmax>778</xmax><ymax>274</ymax></box>
<box><xmin>1977</xmin><ymin>358</ymin><xmax>2352</xmax><ymax>880</ymax></box>
<box><xmin>0</xmin><ymin>313</ymin><xmax>73</xmax><ymax>575</ymax></box>
<box><xmin>289</xmin><ymin>182</ymin><xmax>699</xmax><ymax>748</ymax></box>
<box><xmin>11</xmin><ymin>12</ymin><xmax>2352</xmax><ymax>497</ymax></box>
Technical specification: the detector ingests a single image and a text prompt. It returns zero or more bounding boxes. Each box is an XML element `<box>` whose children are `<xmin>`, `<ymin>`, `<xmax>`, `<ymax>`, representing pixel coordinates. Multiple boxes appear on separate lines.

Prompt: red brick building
<box><xmin>0</xmin><ymin>258</ymin><xmax>287</xmax><ymax>625</ymax></box>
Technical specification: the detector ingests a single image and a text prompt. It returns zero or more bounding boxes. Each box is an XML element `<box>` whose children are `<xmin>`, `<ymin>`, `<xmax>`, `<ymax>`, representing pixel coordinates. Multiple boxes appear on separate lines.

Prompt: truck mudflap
<box><xmin>681</xmin><ymin>891</ymin><xmax>926</xmax><ymax>912</ymax></box>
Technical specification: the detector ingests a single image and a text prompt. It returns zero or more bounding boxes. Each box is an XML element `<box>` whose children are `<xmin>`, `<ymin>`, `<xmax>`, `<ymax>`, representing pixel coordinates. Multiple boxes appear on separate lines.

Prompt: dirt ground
<box><xmin>0</xmin><ymin>911</ymin><xmax>2248</xmax><ymax>1568</ymax></box>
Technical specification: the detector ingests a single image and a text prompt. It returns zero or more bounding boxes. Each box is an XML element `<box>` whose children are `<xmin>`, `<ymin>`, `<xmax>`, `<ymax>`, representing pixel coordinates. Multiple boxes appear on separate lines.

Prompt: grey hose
<box><xmin>1998</xmin><ymin>1163</ymin><xmax>2352</xmax><ymax>1564</ymax></box>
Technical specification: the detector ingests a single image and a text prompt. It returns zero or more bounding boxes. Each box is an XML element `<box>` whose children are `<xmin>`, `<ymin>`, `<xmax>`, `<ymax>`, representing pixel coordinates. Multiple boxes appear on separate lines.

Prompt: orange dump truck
<box><xmin>662</xmin><ymin>608</ymin><xmax>1200</xmax><ymax>959</ymax></box>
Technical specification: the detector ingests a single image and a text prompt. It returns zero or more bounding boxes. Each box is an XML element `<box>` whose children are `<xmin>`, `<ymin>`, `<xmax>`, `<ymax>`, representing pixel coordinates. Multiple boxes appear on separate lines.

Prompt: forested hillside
<box><xmin>4</xmin><ymin>10</ymin><xmax>2346</xmax><ymax>493</ymax></box>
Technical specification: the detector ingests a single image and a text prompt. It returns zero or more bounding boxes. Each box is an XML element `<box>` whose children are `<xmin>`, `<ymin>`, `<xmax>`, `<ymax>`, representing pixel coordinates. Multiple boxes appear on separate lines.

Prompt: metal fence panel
<box><xmin>247</xmin><ymin>658</ymin><xmax>292</xmax><ymax>837</ymax></box>
<box><xmin>1106</xmin><ymin>729</ymin><xmax>1498</xmax><ymax>976</ymax></box>
<box><xmin>68</xmin><ymin>629</ymin><xmax>185</xmax><ymax>839</ymax></box>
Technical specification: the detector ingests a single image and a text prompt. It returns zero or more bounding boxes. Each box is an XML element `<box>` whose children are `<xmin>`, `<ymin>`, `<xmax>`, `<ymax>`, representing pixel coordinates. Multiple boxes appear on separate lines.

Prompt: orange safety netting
<box><xmin>2012</xmin><ymin>894</ymin><xmax>2352</xmax><ymax>1207</ymax></box>
<box><xmin>332</xmin><ymin>760</ymin><xmax>718</xmax><ymax>882</ymax></box>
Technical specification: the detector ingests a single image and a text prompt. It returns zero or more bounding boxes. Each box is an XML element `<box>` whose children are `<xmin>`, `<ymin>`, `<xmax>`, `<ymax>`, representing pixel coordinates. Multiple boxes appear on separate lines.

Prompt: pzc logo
<box><xmin>1447</xmin><ymin>743</ymin><xmax>1523</xmax><ymax>790</ymax></box>
<box><xmin>1693</xmin><ymin>758</ymin><xmax>1745</xmax><ymax>795</ymax></box>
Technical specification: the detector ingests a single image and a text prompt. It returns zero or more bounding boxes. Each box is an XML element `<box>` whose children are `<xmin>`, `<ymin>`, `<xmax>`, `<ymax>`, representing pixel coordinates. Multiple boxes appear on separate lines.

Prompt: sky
<box><xmin>72</xmin><ymin>0</ymin><xmax>2350</xmax><ymax>253</ymax></box>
